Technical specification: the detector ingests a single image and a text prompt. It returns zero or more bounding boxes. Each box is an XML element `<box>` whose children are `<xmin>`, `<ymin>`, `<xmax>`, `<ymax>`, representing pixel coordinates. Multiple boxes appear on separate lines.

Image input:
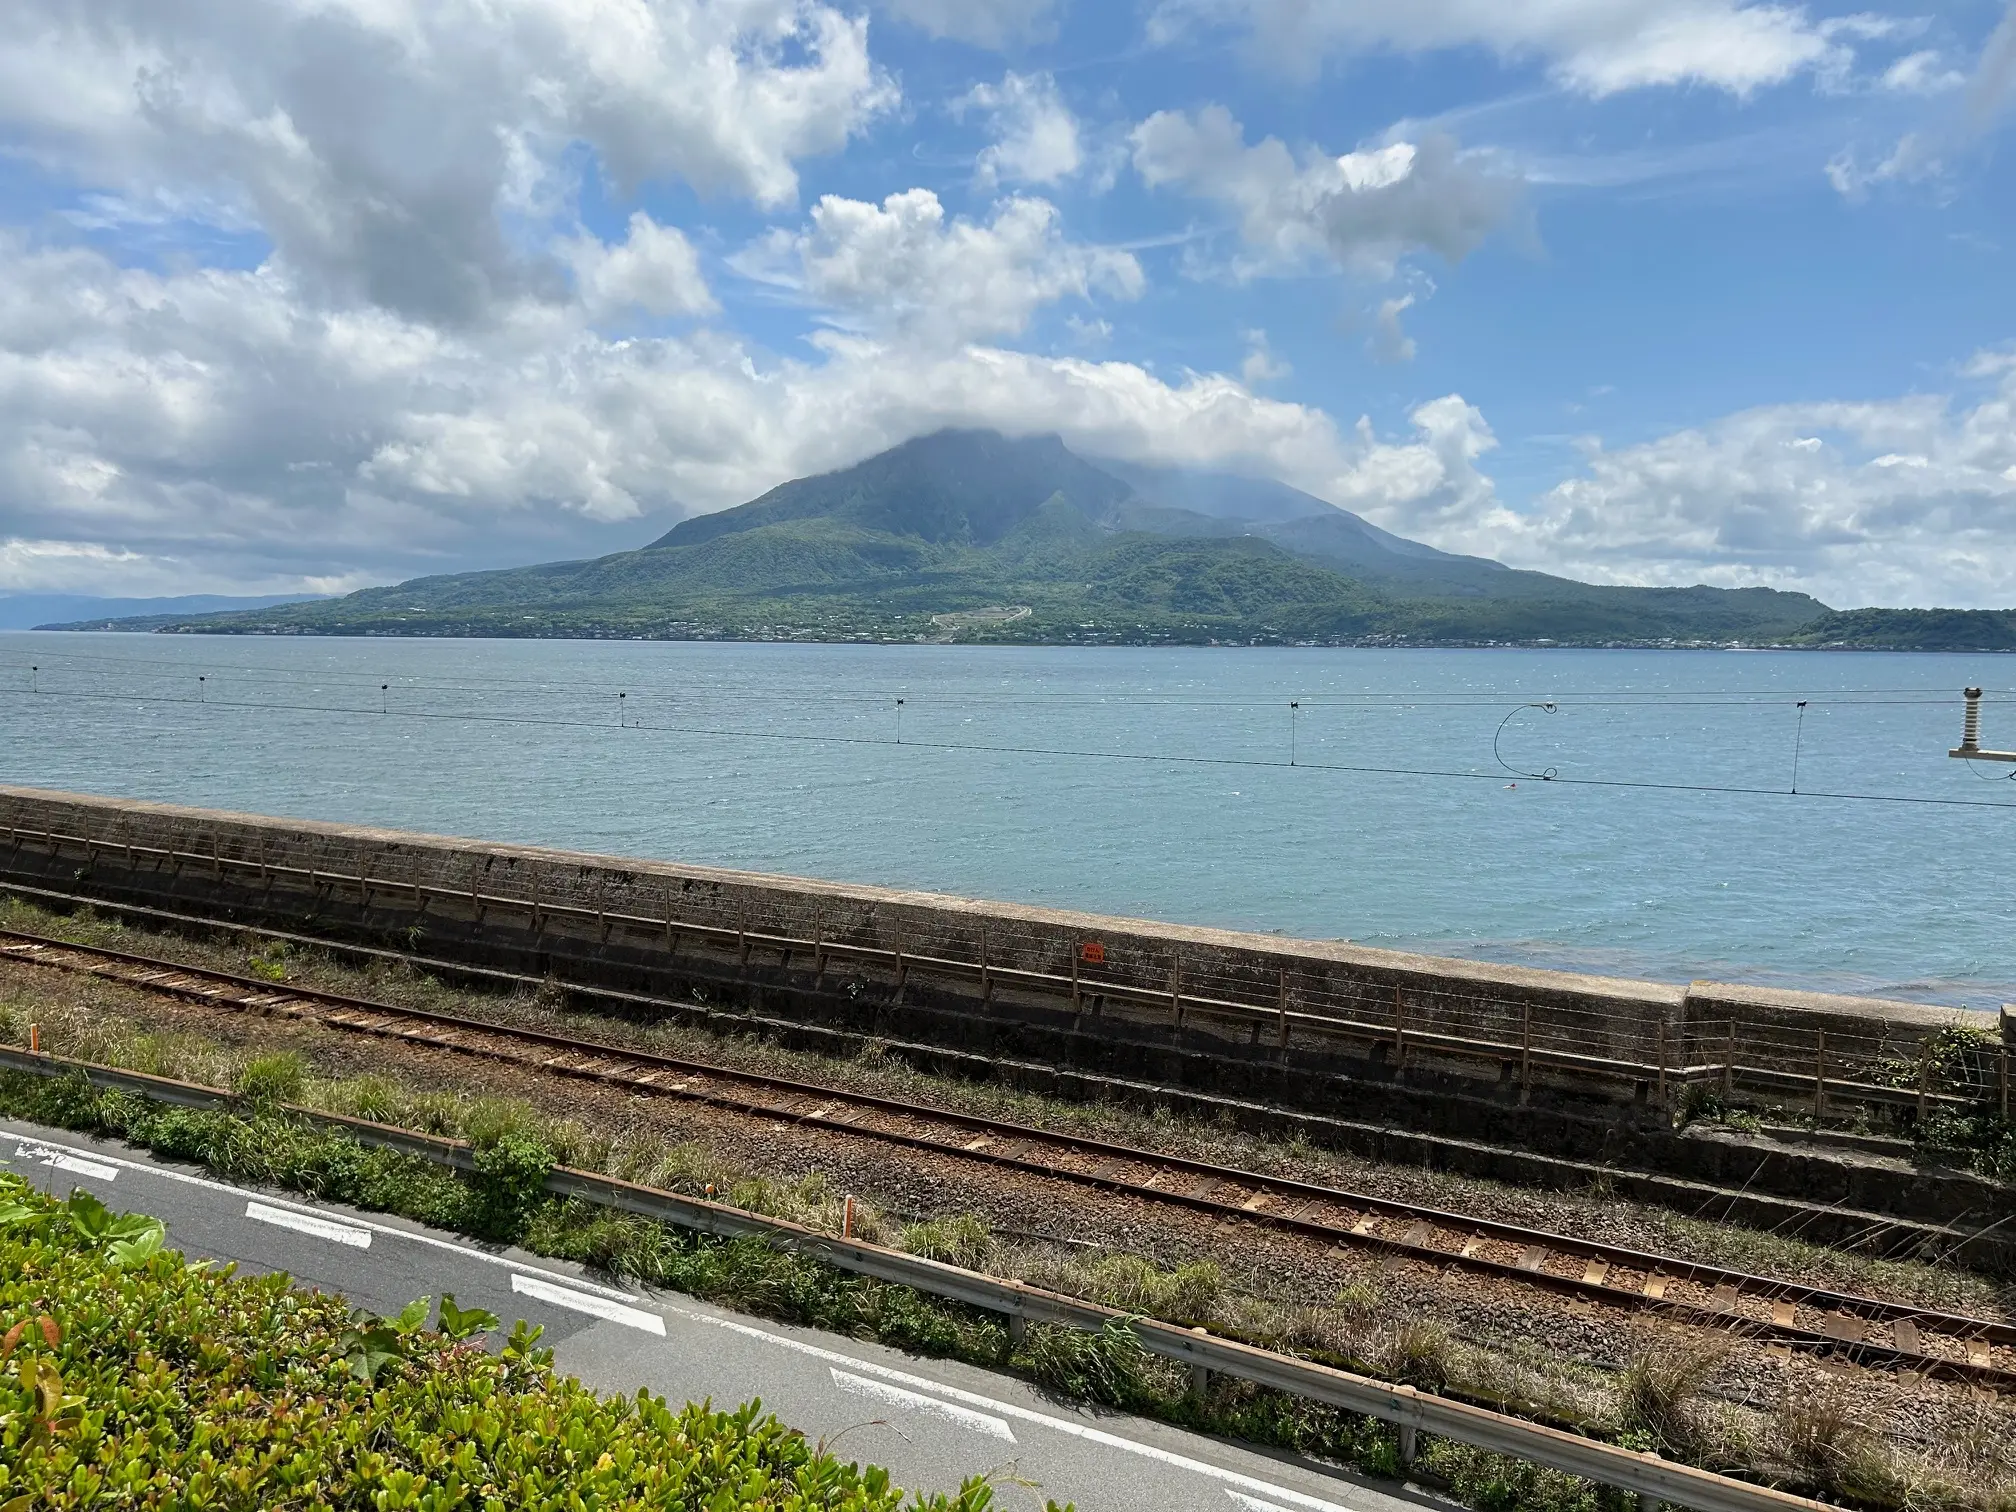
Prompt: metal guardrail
<box><xmin>0</xmin><ymin>1046</ymin><xmax>1832</xmax><ymax>1512</ymax></box>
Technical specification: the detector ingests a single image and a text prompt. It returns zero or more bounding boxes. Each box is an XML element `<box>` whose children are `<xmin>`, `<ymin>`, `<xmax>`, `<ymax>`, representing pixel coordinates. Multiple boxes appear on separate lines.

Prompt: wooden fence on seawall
<box><xmin>0</xmin><ymin>784</ymin><xmax>2003</xmax><ymax>1121</ymax></box>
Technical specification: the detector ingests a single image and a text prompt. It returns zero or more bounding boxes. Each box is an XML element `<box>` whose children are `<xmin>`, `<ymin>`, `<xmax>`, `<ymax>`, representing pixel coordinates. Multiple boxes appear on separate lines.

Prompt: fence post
<box><xmin>811</xmin><ymin>903</ymin><xmax>823</xmax><ymax>980</ymax></box>
<box><xmin>1655</xmin><ymin>1020</ymin><xmax>1668</xmax><ymax>1112</ymax></box>
<box><xmin>2002</xmin><ymin>1042</ymin><xmax>2010</xmax><ymax>1124</ymax></box>
<box><xmin>981</xmin><ymin>922</ymin><xmax>992</xmax><ymax>1005</ymax></box>
<box><xmin>1277</xmin><ymin>967</ymin><xmax>1290</xmax><ymax>1054</ymax></box>
<box><xmin>1170</xmin><ymin>956</ymin><xmax>1183</xmax><ymax>1031</ymax></box>
<box><xmin>1917</xmin><ymin>1048</ymin><xmax>1930</xmax><ymax>1123</ymax></box>
<box><xmin>1519</xmin><ymin>1002</ymin><xmax>1532</xmax><ymax>1102</ymax></box>
<box><xmin>1070</xmin><ymin>944</ymin><xmax>1080</xmax><ymax>1013</ymax></box>
<box><xmin>1394</xmin><ymin>986</ymin><xmax>1406</xmax><ymax>1072</ymax></box>
<box><xmin>1722</xmin><ymin>1020</ymin><xmax>1735</xmax><ymax>1099</ymax></box>
<box><xmin>741</xmin><ymin>898</ymin><xmax>752</xmax><ymax>968</ymax></box>
<box><xmin>468</xmin><ymin>856</ymin><xmax>481</xmax><ymax>923</ymax></box>
<box><xmin>1814</xmin><ymin>1030</ymin><xmax>1826</xmax><ymax>1120</ymax></box>
<box><xmin>892</xmin><ymin>915</ymin><xmax>905</xmax><ymax>990</ymax></box>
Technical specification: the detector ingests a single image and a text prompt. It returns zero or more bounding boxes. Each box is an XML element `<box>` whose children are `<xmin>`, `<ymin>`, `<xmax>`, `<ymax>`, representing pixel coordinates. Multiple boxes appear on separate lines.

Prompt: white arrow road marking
<box><xmin>14</xmin><ymin>1141</ymin><xmax>117</xmax><ymax>1180</ymax></box>
<box><xmin>512</xmin><ymin>1273</ymin><xmax>667</xmax><ymax>1335</ymax></box>
<box><xmin>246</xmin><ymin>1200</ymin><xmax>372</xmax><ymax>1247</ymax></box>
<box><xmin>829</xmin><ymin>1368</ymin><xmax>1017</xmax><ymax>1442</ymax></box>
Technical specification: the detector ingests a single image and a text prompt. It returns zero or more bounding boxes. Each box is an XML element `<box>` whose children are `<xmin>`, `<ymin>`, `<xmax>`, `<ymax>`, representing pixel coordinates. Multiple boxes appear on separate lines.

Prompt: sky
<box><xmin>2</xmin><ymin>2</ymin><xmax>2015</xmax><ymax>610</ymax></box>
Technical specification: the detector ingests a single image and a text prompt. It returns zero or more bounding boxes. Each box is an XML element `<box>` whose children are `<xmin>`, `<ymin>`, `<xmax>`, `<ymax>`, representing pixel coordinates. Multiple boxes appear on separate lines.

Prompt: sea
<box><xmin>4</xmin><ymin>632</ymin><xmax>2012</xmax><ymax>1009</ymax></box>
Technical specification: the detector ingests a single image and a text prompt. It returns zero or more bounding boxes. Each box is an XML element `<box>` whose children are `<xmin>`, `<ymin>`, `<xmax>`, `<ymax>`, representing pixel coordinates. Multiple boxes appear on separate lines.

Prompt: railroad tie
<box><xmin>1516</xmin><ymin>1245</ymin><xmax>1549</xmax><ymax>1273</ymax></box>
<box><xmin>1893</xmin><ymin>1319</ymin><xmax>1922</xmax><ymax>1354</ymax></box>
<box><xmin>1400</xmin><ymin>1220</ymin><xmax>1431</xmax><ymax>1248</ymax></box>
<box><xmin>1581</xmin><ymin>1258</ymin><xmax>1609</xmax><ymax>1286</ymax></box>
<box><xmin>1710</xmin><ymin>1284</ymin><xmax>1740</xmax><ymax>1313</ymax></box>
<box><xmin>1772</xmin><ymin>1300</ymin><xmax>1797</xmax><ymax>1328</ymax></box>
<box><xmin>1459</xmin><ymin>1231</ymin><xmax>1485</xmax><ymax>1258</ymax></box>
<box><xmin>1643</xmin><ymin>1274</ymin><xmax>1669</xmax><ymax>1300</ymax></box>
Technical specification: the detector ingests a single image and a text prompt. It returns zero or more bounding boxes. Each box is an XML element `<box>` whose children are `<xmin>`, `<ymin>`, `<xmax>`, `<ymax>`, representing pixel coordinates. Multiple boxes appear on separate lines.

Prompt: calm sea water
<box><xmin>3</xmin><ymin>632</ymin><xmax>2013</xmax><ymax>1008</ymax></box>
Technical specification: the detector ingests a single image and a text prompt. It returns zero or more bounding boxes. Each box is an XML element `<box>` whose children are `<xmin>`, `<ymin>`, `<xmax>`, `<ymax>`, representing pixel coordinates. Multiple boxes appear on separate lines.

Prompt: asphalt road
<box><xmin>0</xmin><ymin>1116</ymin><xmax>1434</xmax><ymax>1512</ymax></box>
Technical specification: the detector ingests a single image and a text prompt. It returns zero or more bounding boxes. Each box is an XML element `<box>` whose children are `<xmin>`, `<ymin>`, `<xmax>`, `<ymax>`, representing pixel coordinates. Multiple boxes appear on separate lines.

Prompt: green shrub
<box><xmin>0</xmin><ymin>1174</ymin><xmax>1064</xmax><ymax>1512</ymax></box>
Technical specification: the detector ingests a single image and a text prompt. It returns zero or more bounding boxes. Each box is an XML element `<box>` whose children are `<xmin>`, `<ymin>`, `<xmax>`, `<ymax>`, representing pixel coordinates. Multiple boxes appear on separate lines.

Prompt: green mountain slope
<box><xmin>43</xmin><ymin>428</ymin><xmax>1859</xmax><ymax>646</ymax></box>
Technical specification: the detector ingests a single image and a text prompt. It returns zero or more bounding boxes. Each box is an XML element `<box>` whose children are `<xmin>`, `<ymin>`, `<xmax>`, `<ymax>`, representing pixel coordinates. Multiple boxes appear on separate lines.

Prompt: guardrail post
<box><xmin>1398</xmin><ymin>1424</ymin><xmax>1417</xmax><ymax>1467</ymax></box>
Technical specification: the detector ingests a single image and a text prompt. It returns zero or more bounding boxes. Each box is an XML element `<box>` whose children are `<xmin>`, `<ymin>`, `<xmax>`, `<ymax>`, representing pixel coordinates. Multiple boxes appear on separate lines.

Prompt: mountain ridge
<box><xmin>37</xmin><ymin>427</ymin><xmax>1974</xmax><ymax>647</ymax></box>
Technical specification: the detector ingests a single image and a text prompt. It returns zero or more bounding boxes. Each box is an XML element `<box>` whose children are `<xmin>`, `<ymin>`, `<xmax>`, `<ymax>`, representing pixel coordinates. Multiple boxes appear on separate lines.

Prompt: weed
<box><xmin>1012</xmin><ymin>1318</ymin><xmax>1146</xmax><ymax>1408</ymax></box>
<box><xmin>902</xmin><ymin>1214</ymin><xmax>996</xmax><ymax>1270</ymax></box>
<box><xmin>1616</xmin><ymin>1330</ymin><xmax>1727</xmax><ymax>1452</ymax></box>
<box><xmin>234</xmin><ymin>1051</ymin><xmax>306</xmax><ymax>1107</ymax></box>
<box><xmin>1377</xmin><ymin>1319</ymin><xmax>1455</xmax><ymax>1393</ymax></box>
<box><xmin>1333</xmin><ymin>1280</ymin><xmax>1381</xmax><ymax>1326</ymax></box>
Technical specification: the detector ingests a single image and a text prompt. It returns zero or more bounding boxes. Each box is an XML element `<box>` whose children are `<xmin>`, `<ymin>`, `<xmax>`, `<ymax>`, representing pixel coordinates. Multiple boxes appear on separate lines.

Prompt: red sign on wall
<box><xmin>1078</xmin><ymin>941</ymin><xmax>1106</xmax><ymax>965</ymax></box>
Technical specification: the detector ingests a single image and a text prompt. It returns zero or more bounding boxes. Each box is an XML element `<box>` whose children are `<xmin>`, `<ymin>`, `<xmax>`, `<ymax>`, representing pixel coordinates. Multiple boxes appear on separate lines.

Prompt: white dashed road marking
<box><xmin>661</xmin><ymin>1304</ymin><xmax>1359</xmax><ymax>1512</ymax></box>
<box><xmin>829</xmin><ymin>1368</ymin><xmax>1017</xmax><ymax>1443</ymax></box>
<box><xmin>245</xmin><ymin>1200</ymin><xmax>372</xmax><ymax>1247</ymax></box>
<box><xmin>13</xmin><ymin>1142</ymin><xmax>118</xmax><ymax>1180</ymax></box>
<box><xmin>512</xmin><ymin>1273</ymin><xmax>668</xmax><ymax>1335</ymax></box>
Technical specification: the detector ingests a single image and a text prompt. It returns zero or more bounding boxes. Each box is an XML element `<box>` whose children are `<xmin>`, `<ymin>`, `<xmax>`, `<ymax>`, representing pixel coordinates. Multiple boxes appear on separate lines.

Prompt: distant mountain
<box><xmin>5</xmin><ymin>592</ymin><xmax>327</xmax><ymax>631</ymax></box>
<box><xmin>42</xmin><ymin>430</ymin><xmax>1844</xmax><ymax>646</ymax></box>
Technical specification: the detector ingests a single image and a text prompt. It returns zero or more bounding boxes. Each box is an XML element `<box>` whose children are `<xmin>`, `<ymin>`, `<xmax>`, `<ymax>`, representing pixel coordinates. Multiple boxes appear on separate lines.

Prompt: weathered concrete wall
<box><xmin>3</xmin><ymin>784</ymin><xmax>2009</xmax><ymax>1238</ymax></box>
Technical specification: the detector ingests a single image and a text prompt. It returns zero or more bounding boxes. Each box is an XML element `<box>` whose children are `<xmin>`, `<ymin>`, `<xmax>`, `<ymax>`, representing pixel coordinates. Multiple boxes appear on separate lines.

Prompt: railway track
<box><xmin>3</xmin><ymin>923</ymin><xmax>2009</xmax><ymax>1387</ymax></box>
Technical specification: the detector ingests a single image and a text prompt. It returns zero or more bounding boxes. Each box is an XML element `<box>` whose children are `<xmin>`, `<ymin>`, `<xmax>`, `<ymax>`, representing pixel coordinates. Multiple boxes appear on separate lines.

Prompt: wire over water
<box><xmin>12</xmin><ymin>683</ymin><xmax>2016</xmax><ymax>812</ymax></box>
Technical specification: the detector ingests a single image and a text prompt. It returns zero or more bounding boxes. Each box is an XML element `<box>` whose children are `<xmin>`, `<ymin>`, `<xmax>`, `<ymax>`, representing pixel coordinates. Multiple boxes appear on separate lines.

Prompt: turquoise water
<box><xmin>4</xmin><ymin>632</ymin><xmax>2013</xmax><ymax>1007</ymax></box>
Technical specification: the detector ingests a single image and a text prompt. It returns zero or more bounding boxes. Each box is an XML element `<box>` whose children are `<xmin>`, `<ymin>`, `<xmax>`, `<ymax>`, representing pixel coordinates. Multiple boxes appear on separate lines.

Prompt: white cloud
<box><xmin>1240</xmin><ymin>329</ymin><xmax>1290</xmax><ymax>386</ymax></box>
<box><xmin>1131</xmin><ymin>107</ymin><xmax>1522</xmax><ymax>280</ymax></box>
<box><xmin>879</xmin><ymin>0</ymin><xmax>1058</xmax><ymax>47</ymax></box>
<box><xmin>1434</xmin><ymin>361</ymin><xmax>2016</xmax><ymax>608</ymax></box>
<box><xmin>1825</xmin><ymin>132</ymin><xmax>1941</xmax><ymax>198</ymax></box>
<box><xmin>734</xmin><ymin>189</ymin><xmax>1142</xmax><ymax>345</ymax></box>
<box><xmin>4</xmin><ymin>233</ymin><xmax>1495</xmax><ymax>593</ymax></box>
<box><xmin>1147</xmin><ymin>0</ymin><xmax>1850</xmax><ymax>95</ymax></box>
<box><xmin>958</xmin><ymin>72</ymin><xmax>1083</xmax><ymax>188</ymax></box>
<box><xmin>566</xmin><ymin>213</ymin><xmax>716</xmax><ymax>321</ymax></box>
<box><xmin>1880</xmin><ymin>49</ymin><xmax>1966</xmax><ymax>94</ymax></box>
<box><xmin>1371</xmin><ymin>295</ymin><xmax>1419</xmax><ymax>363</ymax></box>
<box><xmin>1969</xmin><ymin>1</ymin><xmax>2016</xmax><ymax>129</ymax></box>
<box><xmin>0</xmin><ymin>0</ymin><xmax>896</xmax><ymax>324</ymax></box>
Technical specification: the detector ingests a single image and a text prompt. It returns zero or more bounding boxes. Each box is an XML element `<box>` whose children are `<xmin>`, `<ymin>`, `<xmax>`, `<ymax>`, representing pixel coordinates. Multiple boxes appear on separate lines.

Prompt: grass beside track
<box><xmin>4</xmin><ymin>899</ymin><xmax>2016</xmax><ymax>1508</ymax></box>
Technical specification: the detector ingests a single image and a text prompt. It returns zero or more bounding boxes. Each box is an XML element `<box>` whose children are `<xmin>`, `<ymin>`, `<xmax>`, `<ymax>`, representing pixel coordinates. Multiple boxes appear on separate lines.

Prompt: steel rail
<box><xmin>0</xmin><ymin>922</ymin><xmax>2006</xmax><ymax>1386</ymax></box>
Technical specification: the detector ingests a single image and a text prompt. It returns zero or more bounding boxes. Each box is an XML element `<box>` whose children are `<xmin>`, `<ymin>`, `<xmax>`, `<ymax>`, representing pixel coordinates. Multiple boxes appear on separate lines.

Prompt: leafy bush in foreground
<box><xmin>0</xmin><ymin>1174</ymin><xmax>1059</xmax><ymax>1511</ymax></box>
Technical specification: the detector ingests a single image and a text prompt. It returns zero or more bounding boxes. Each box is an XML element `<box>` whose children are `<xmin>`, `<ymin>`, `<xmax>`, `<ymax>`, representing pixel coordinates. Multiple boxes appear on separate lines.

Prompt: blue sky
<box><xmin>1</xmin><ymin>0</ymin><xmax>2014</xmax><ymax>608</ymax></box>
